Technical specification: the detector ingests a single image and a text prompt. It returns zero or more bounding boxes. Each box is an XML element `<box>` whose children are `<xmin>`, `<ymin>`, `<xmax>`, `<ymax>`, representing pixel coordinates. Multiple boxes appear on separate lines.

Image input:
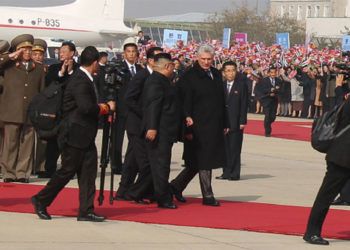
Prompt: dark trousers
<box><xmin>111</xmin><ymin>116</ymin><xmax>126</xmax><ymax>171</ymax></box>
<box><xmin>127</xmin><ymin>135</ymin><xmax>154</xmax><ymax>200</ymax></box>
<box><xmin>263</xmin><ymin>101</ymin><xmax>278</xmax><ymax>135</ymax></box>
<box><xmin>146</xmin><ymin>138</ymin><xmax>173</xmax><ymax>204</ymax></box>
<box><xmin>339</xmin><ymin>180</ymin><xmax>350</xmax><ymax>202</ymax></box>
<box><xmin>304</xmin><ymin>161</ymin><xmax>350</xmax><ymax>237</ymax></box>
<box><xmin>116</xmin><ymin>133</ymin><xmax>138</xmax><ymax>197</ymax></box>
<box><xmin>44</xmin><ymin>137</ymin><xmax>60</xmax><ymax>176</ymax></box>
<box><xmin>223</xmin><ymin>130</ymin><xmax>243</xmax><ymax>179</ymax></box>
<box><xmin>36</xmin><ymin>144</ymin><xmax>98</xmax><ymax>216</ymax></box>
<box><xmin>301</xmin><ymin>97</ymin><xmax>312</xmax><ymax>118</ymax></box>
<box><xmin>171</xmin><ymin>168</ymin><xmax>214</xmax><ymax>199</ymax></box>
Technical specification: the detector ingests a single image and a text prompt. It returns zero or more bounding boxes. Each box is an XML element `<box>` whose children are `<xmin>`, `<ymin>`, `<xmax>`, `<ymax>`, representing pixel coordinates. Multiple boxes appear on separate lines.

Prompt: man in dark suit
<box><xmin>259</xmin><ymin>67</ymin><xmax>281</xmax><ymax>137</ymax></box>
<box><xmin>303</xmin><ymin>73</ymin><xmax>350</xmax><ymax>245</ymax></box>
<box><xmin>43</xmin><ymin>41</ymin><xmax>79</xmax><ymax>178</ymax></box>
<box><xmin>216</xmin><ymin>61</ymin><xmax>248</xmax><ymax>181</ymax></box>
<box><xmin>137</xmin><ymin>31</ymin><xmax>151</xmax><ymax>46</ymax></box>
<box><xmin>110</xmin><ymin>43</ymin><xmax>142</xmax><ymax>175</ymax></box>
<box><xmin>142</xmin><ymin>53</ymin><xmax>179</xmax><ymax>209</ymax></box>
<box><xmin>116</xmin><ymin>47</ymin><xmax>163</xmax><ymax>202</ymax></box>
<box><xmin>31</xmin><ymin>46</ymin><xmax>115</xmax><ymax>222</ymax></box>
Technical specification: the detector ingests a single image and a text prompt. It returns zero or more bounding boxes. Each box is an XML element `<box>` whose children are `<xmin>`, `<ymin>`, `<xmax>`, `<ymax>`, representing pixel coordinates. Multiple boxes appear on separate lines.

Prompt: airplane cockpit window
<box><xmin>8</xmin><ymin>19</ymin><xmax>12</xmax><ymax>24</ymax></box>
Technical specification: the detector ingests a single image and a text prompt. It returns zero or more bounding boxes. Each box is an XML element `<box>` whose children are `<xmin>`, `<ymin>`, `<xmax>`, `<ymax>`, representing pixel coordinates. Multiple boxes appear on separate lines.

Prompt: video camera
<box><xmin>104</xmin><ymin>59</ymin><xmax>129</xmax><ymax>90</ymax></box>
<box><xmin>334</xmin><ymin>63</ymin><xmax>350</xmax><ymax>81</ymax></box>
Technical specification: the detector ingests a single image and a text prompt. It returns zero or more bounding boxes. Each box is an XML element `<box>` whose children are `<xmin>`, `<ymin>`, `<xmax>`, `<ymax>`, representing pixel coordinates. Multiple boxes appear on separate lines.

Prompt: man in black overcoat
<box><xmin>31</xmin><ymin>46</ymin><xmax>115</xmax><ymax>222</ymax></box>
<box><xmin>216</xmin><ymin>61</ymin><xmax>248</xmax><ymax>181</ymax></box>
<box><xmin>170</xmin><ymin>45</ymin><xmax>228</xmax><ymax>206</ymax></box>
<box><xmin>303</xmin><ymin>74</ymin><xmax>350</xmax><ymax>245</ymax></box>
<box><xmin>259</xmin><ymin>67</ymin><xmax>281</xmax><ymax>137</ymax></box>
<box><xmin>142</xmin><ymin>53</ymin><xmax>179</xmax><ymax>209</ymax></box>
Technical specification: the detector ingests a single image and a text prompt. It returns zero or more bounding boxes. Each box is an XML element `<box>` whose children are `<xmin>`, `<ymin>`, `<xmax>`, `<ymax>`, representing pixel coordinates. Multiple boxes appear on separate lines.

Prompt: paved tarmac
<box><xmin>1</xmin><ymin>114</ymin><xmax>349</xmax><ymax>249</ymax></box>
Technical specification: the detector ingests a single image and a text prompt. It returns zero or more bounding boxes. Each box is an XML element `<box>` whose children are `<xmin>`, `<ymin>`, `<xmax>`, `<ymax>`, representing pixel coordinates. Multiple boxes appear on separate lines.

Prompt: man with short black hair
<box><xmin>32</xmin><ymin>46</ymin><xmax>115</xmax><ymax>222</ymax></box>
<box><xmin>118</xmin><ymin>46</ymin><xmax>163</xmax><ymax>202</ymax></box>
<box><xmin>216</xmin><ymin>61</ymin><xmax>248</xmax><ymax>181</ymax></box>
<box><xmin>258</xmin><ymin>67</ymin><xmax>281</xmax><ymax>137</ymax></box>
<box><xmin>110</xmin><ymin>43</ymin><xmax>142</xmax><ymax>174</ymax></box>
<box><xmin>142</xmin><ymin>52</ymin><xmax>179</xmax><ymax>209</ymax></box>
<box><xmin>43</xmin><ymin>41</ymin><xmax>79</xmax><ymax>178</ymax></box>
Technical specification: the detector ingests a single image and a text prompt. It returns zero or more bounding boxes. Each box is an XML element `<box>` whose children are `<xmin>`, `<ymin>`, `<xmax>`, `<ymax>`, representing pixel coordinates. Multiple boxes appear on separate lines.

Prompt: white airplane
<box><xmin>0</xmin><ymin>0</ymin><xmax>135</xmax><ymax>46</ymax></box>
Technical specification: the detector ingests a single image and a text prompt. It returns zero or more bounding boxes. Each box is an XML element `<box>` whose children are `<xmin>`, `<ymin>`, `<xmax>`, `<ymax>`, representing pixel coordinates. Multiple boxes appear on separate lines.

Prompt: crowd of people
<box><xmin>1</xmin><ymin>32</ymin><xmax>350</xmax><ymax>245</ymax></box>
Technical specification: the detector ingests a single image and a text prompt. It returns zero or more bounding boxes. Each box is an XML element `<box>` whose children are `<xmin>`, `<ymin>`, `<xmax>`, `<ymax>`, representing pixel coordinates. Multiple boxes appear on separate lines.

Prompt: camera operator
<box><xmin>303</xmin><ymin>73</ymin><xmax>350</xmax><ymax>245</ymax></box>
<box><xmin>107</xmin><ymin>43</ymin><xmax>142</xmax><ymax>174</ymax></box>
<box><xmin>258</xmin><ymin>67</ymin><xmax>282</xmax><ymax>137</ymax></box>
<box><xmin>94</xmin><ymin>52</ymin><xmax>108</xmax><ymax>102</ymax></box>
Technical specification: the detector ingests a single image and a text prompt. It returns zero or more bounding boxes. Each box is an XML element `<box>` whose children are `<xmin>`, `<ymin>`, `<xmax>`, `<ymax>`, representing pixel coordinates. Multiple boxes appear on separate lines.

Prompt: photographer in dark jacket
<box><xmin>258</xmin><ymin>67</ymin><xmax>282</xmax><ymax>137</ymax></box>
<box><xmin>32</xmin><ymin>46</ymin><xmax>115</xmax><ymax>222</ymax></box>
<box><xmin>303</xmin><ymin>74</ymin><xmax>350</xmax><ymax>245</ymax></box>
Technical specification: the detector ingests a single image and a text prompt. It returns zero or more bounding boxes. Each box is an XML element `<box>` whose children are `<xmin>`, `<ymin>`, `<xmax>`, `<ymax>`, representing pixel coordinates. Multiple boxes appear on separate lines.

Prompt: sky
<box><xmin>0</xmin><ymin>0</ymin><xmax>269</xmax><ymax>18</ymax></box>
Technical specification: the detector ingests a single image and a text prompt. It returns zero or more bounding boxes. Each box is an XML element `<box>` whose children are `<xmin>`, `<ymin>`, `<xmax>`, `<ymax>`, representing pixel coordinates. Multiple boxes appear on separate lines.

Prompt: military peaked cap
<box><xmin>11</xmin><ymin>34</ymin><xmax>34</xmax><ymax>51</ymax></box>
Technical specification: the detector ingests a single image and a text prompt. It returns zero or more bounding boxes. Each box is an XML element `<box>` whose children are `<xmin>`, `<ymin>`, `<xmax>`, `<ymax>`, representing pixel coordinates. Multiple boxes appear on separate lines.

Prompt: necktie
<box><xmin>271</xmin><ymin>78</ymin><xmax>275</xmax><ymax>86</ymax></box>
<box><xmin>227</xmin><ymin>83</ymin><xmax>232</xmax><ymax>93</ymax></box>
<box><xmin>130</xmin><ymin>65</ymin><xmax>136</xmax><ymax>77</ymax></box>
<box><xmin>206</xmin><ymin>70</ymin><xmax>213</xmax><ymax>80</ymax></box>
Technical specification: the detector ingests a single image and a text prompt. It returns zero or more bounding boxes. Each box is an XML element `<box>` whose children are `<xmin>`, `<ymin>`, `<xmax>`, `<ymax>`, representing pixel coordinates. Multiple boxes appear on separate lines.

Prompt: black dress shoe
<box><xmin>3</xmin><ymin>178</ymin><xmax>15</xmax><ymax>183</ymax></box>
<box><xmin>203</xmin><ymin>197</ymin><xmax>220</xmax><ymax>206</ymax></box>
<box><xmin>265</xmin><ymin>133</ymin><xmax>271</xmax><ymax>137</ymax></box>
<box><xmin>16</xmin><ymin>178</ymin><xmax>29</xmax><ymax>183</ymax></box>
<box><xmin>331</xmin><ymin>198</ymin><xmax>350</xmax><ymax>206</ymax></box>
<box><xmin>303</xmin><ymin>235</ymin><xmax>329</xmax><ymax>245</ymax></box>
<box><xmin>77</xmin><ymin>213</ymin><xmax>106</xmax><ymax>222</ymax></box>
<box><xmin>228</xmin><ymin>177</ymin><xmax>240</xmax><ymax>181</ymax></box>
<box><xmin>158</xmin><ymin>202</ymin><xmax>177</xmax><ymax>209</ymax></box>
<box><xmin>215</xmin><ymin>176</ymin><xmax>228</xmax><ymax>180</ymax></box>
<box><xmin>170</xmin><ymin>185</ymin><xmax>186</xmax><ymax>203</ymax></box>
<box><xmin>31</xmin><ymin>196</ymin><xmax>51</xmax><ymax>220</ymax></box>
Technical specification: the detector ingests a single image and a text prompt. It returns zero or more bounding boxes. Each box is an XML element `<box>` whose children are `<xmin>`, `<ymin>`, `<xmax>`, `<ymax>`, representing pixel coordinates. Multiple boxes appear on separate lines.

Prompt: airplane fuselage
<box><xmin>0</xmin><ymin>7</ymin><xmax>132</xmax><ymax>46</ymax></box>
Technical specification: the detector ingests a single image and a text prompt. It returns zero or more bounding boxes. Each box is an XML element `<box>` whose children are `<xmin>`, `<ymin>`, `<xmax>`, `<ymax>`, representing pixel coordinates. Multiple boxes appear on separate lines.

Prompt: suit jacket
<box><xmin>116</xmin><ymin>61</ymin><xmax>143</xmax><ymax>117</ymax></box>
<box><xmin>0</xmin><ymin>55</ymin><xmax>45</xmax><ymax>124</ymax></box>
<box><xmin>259</xmin><ymin>76</ymin><xmax>282</xmax><ymax>107</ymax></box>
<box><xmin>45</xmin><ymin>61</ymin><xmax>79</xmax><ymax>87</ymax></box>
<box><xmin>224</xmin><ymin>73</ymin><xmax>249</xmax><ymax>132</ymax></box>
<box><xmin>125</xmin><ymin>67</ymin><xmax>151</xmax><ymax>135</ymax></box>
<box><xmin>59</xmin><ymin>68</ymin><xmax>100</xmax><ymax>149</ymax></box>
<box><xmin>142</xmin><ymin>71</ymin><xmax>179</xmax><ymax>142</ymax></box>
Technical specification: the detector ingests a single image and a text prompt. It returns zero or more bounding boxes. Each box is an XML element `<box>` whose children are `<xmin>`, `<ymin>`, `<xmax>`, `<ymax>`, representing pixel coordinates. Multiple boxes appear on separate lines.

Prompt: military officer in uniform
<box><xmin>0</xmin><ymin>40</ymin><xmax>11</xmax><ymax>174</ymax></box>
<box><xmin>0</xmin><ymin>34</ymin><xmax>45</xmax><ymax>183</ymax></box>
<box><xmin>31</xmin><ymin>39</ymin><xmax>49</xmax><ymax>177</ymax></box>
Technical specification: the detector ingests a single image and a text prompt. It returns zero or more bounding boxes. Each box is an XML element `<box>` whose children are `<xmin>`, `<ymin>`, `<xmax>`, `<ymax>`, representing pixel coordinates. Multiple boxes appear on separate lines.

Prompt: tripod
<box><xmin>98</xmin><ymin>112</ymin><xmax>115</xmax><ymax>206</ymax></box>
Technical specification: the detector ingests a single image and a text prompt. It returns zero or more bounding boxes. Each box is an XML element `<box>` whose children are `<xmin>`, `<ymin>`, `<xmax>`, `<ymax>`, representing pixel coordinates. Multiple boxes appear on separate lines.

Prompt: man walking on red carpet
<box><xmin>31</xmin><ymin>46</ymin><xmax>115</xmax><ymax>222</ymax></box>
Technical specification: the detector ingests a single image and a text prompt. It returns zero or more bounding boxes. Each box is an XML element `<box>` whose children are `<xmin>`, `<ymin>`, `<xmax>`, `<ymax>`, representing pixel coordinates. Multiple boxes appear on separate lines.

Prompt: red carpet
<box><xmin>1</xmin><ymin>183</ymin><xmax>350</xmax><ymax>240</ymax></box>
<box><xmin>245</xmin><ymin>120</ymin><xmax>312</xmax><ymax>142</ymax></box>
